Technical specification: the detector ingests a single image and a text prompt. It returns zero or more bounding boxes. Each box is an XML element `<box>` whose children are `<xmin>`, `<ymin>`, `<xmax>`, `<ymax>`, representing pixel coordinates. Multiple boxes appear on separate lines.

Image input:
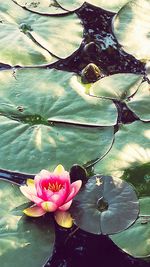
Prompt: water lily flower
<box><xmin>20</xmin><ymin>165</ymin><xmax>82</xmax><ymax>217</ymax></box>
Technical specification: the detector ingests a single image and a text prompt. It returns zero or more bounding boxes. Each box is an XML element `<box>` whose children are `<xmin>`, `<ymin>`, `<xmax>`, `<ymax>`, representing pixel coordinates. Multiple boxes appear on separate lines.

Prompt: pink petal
<box><xmin>65</xmin><ymin>180</ymin><xmax>82</xmax><ymax>203</ymax></box>
<box><xmin>41</xmin><ymin>201</ymin><xmax>57</xmax><ymax>212</ymax></box>
<box><xmin>49</xmin><ymin>189</ymin><xmax>67</xmax><ymax>206</ymax></box>
<box><xmin>20</xmin><ymin>185</ymin><xmax>42</xmax><ymax>205</ymax></box>
<box><xmin>34</xmin><ymin>170</ymin><xmax>51</xmax><ymax>197</ymax></box>
<box><xmin>58</xmin><ymin>200</ymin><xmax>72</xmax><ymax>211</ymax></box>
<box><xmin>58</xmin><ymin>173</ymin><xmax>70</xmax><ymax>184</ymax></box>
<box><xmin>23</xmin><ymin>205</ymin><xmax>46</xmax><ymax>217</ymax></box>
<box><xmin>53</xmin><ymin>165</ymin><xmax>70</xmax><ymax>184</ymax></box>
<box><xmin>20</xmin><ymin>184</ymin><xmax>36</xmax><ymax>195</ymax></box>
<box><xmin>36</xmin><ymin>169</ymin><xmax>51</xmax><ymax>179</ymax></box>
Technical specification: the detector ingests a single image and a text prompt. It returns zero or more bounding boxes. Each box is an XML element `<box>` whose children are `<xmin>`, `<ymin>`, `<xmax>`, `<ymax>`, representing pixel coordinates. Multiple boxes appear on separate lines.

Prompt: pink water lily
<box><xmin>20</xmin><ymin>165</ymin><xmax>82</xmax><ymax>217</ymax></box>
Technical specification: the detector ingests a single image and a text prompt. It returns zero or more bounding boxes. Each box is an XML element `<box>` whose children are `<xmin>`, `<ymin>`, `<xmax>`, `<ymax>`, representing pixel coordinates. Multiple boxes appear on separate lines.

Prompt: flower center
<box><xmin>46</xmin><ymin>182</ymin><xmax>63</xmax><ymax>192</ymax></box>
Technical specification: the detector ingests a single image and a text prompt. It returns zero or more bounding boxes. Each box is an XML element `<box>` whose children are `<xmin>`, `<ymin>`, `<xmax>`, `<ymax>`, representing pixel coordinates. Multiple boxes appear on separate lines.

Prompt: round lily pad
<box><xmin>70</xmin><ymin>175</ymin><xmax>139</xmax><ymax>234</ymax></box>
<box><xmin>126</xmin><ymin>81</ymin><xmax>150</xmax><ymax>122</ymax></box>
<box><xmin>0</xmin><ymin>180</ymin><xmax>55</xmax><ymax>267</ymax></box>
<box><xmin>0</xmin><ymin>23</ymin><xmax>56</xmax><ymax>66</ymax></box>
<box><xmin>0</xmin><ymin>68</ymin><xmax>115</xmax><ymax>173</ymax></box>
<box><xmin>94</xmin><ymin>121</ymin><xmax>150</xmax><ymax>198</ymax></box>
<box><xmin>30</xmin><ymin>13</ymin><xmax>83</xmax><ymax>59</ymax></box>
<box><xmin>88</xmin><ymin>73</ymin><xmax>143</xmax><ymax>101</ymax></box>
<box><xmin>57</xmin><ymin>0</ymin><xmax>130</xmax><ymax>12</ymax></box>
<box><xmin>113</xmin><ymin>0</ymin><xmax>150</xmax><ymax>61</ymax></box>
<box><xmin>0</xmin><ymin>0</ymin><xmax>83</xmax><ymax>64</ymax></box>
<box><xmin>0</xmin><ymin>0</ymin><xmax>57</xmax><ymax>66</ymax></box>
<box><xmin>110</xmin><ymin>197</ymin><xmax>150</xmax><ymax>259</ymax></box>
<box><xmin>14</xmin><ymin>0</ymin><xmax>69</xmax><ymax>15</ymax></box>
<box><xmin>0</xmin><ymin>68</ymin><xmax>117</xmax><ymax>126</ymax></box>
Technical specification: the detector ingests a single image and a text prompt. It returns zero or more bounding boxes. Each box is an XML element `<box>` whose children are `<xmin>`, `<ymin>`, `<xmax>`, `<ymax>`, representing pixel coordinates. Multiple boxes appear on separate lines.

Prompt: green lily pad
<box><xmin>57</xmin><ymin>0</ymin><xmax>130</xmax><ymax>12</ymax></box>
<box><xmin>94</xmin><ymin>121</ymin><xmax>150</xmax><ymax>197</ymax></box>
<box><xmin>0</xmin><ymin>0</ymin><xmax>28</xmax><ymax>23</ymax></box>
<box><xmin>88</xmin><ymin>73</ymin><xmax>143</xmax><ymax>101</ymax></box>
<box><xmin>0</xmin><ymin>23</ymin><xmax>56</xmax><ymax>66</ymax></box>
<box><xmin>0</xmin><ymin>0</ymin><xmax>56</xmax><ymax>66</ymax></box>
<box><xmin>0</xmin><ymin>68</ymin><xmax>117</xmax><ymax>126</ymax></box>
<box><xmin>110</xmin><ymin>197</ymin><xmax>150</xmax><ymax>259</ymax></box>
<box><xmin>82</xmin><ymin>73</ymin><xmax>149</xmax><ymax>121</ymax></box>
<box><xmin>14</xmin><ymin>0</ymin><xmax>69</xmax><ymax>15</ymax></box>
<box><xmin>0</xmin><ymin>0</ymin><xmax>83</xmax><ymax>64</ymax></box>
<box><xmin>70</xmin><ymin>175</ymin><xmax>139</xmax><ymax>234</ymax></box>
<box><xmin>0</xmin><ymin>69</ymin><xmax>114</xmax><ymax>173</ymax></box>
<box><xmin>30</xmin><ymin>13</ymin><xmax>83</xmax><ymax>59</ymax></box>
<box><xmin>0</xmin><ymin>180</ymin><xmax>55</xmax><ymax>267</ymax></box>
<box><xmin>113</xmin><ymin>0</ymin><xmax>150</xmax><ymax>61</ymax></box>
<box><xmin>126</xmin><ymin>81</ymin><xmax>150</xmax><ymax>122</ymax></box>
<box><xmin>0</xmin><ymin>116</ymin><xmax>114</xmax><ymax>173</ymax></box>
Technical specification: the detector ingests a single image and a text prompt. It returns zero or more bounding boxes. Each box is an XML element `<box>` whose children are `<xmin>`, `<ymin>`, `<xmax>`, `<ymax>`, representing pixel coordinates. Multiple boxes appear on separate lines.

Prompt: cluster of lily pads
<box><xmin>0</xmin><ymin>0</ymin><xmax>150</xmax><ymax>267</ymax></box>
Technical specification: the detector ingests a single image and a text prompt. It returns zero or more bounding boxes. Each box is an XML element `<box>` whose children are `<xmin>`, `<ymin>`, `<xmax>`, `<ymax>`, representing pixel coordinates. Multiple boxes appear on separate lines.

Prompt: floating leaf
<box><xmin>94</xmin><ymin>121</ymin><xmax>150</xmax><ymax>197</ymax></box>
<box><xmin>121</xmin><ymin>162</ymin><xmax>150</xmax><ymax>198</ymax></box>
<box><xmin>57</xmin><ymin>0</ymin><xmax>130</xmax><ymax>12</ymax></box>
<box><xmin>0</xmin><ymin>0</ymin><xmax>28</xmax><ymax>23</ymax></box>
<box><xmin>70</xmin><ymin>175</ymin><xmax>139</xmax><ymax>234</ymax></box>
<box><xmin>14</xmin><ymin>0</ymin><xmax>69</xmax><ymax>15</ymax></box>
<box><xmin>110</xmin><ymin>197</ymin><xmax>150</xmax><ymax>259</ymax></box>
<box><xmin>126</xmin><ymin>82</ymin><xmax>150</xmax><ymax>122</ymax></box>
<box><xmin>0</xmin><ymin>118</ymin><xmax>114</xmax><ymax>174</ymax></box>
<box><xmin>30</xmin><ymin>13</ymin><xmax>83</xmax><ymax>59</ymax></box>
<box><xmin>113</xmin><ymin>0</ymin><xmax>150</xmax><ymax>61</ymax></box>
<box><xmin>0</xmin><ymin>69</ymin><xmax>117</xmax><ymax>126</ymax></box>
<box><xmin>0</xmin><ymin>69</ymin><xmax>114</xmax><ymax>173</ymax></box>
<box><xmin>82</xmin><ymin>73</ymin><xmax>149</xmax><ymax>121</ymax></box>
<box><xmin>0</xmin><ymin>0</ymin><xmax>56</xmax><ymax>66</ymax></box>
<box><xmin>88</xmin><ymin>73</ymin><xmax>143</xmax><ymax>101</ymax></box>
<box><xmin>0</xmin><ymin>23</ymin><xmax>56</xmax><ymax>66</ymax></box>
<box><xmin>0</xmin><ymin>180</ymin><xmax>55</xmax><ymax>267</ymax></box>
<box><xmin>0</xmin><ymin>0</ymin><xmax>83</xmax><ymax>64</ymax></box>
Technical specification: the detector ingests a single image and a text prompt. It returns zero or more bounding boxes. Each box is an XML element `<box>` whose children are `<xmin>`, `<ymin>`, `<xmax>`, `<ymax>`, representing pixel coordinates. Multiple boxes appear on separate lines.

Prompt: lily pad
<box><xmin>57</xmin><ymin>0</ymin><xmax>130</xmax><ymax>12</ymax></box>
<box><xmin>0</xmin><ymin>180</ymin><xmax>55</xmax><ymax>267</ymax></box>
<box><xmin>30</xmin><ymin>13</ymin><xmax>83</xmax><ymax>59</ymax></box>
<box><xmin>0</xmin><ymin>117</ymin><xmax>114</xmax><ymax>174</ymax></box>
<box><xmin>0</xmin><ymin>69</ymin><xmax>115</xmax><ymax>173</ymax></box>
<box><xmin>126</xmin><ymin>81</ymin><xmax>150</xmax><ymax>122</ymax></box>
<box><xmin>113</xmin><ymin>0</ymin><xmax>150</xmax><ymax>61</ymax></box>
<box><xmin>70</xmin><ymin>175</ymin><xmax>139</xmax><ymax>234</ymax></box>
<box><xmin>14</xmin><ymin>0</ymin><xmax>69</xmax><ymax>15</ymax></box>
<box><xmin>0</xmin><ymin>0</ymin><xmax>56</xmax><ymax>66</ymax></box>
<box><xmin>0</xmin><ymin>0</ymin><xmax>83</xmax><ymax>63</ymax></box>
<box><xmin>94</xmin><ymin>121</ymin><xmax>150</xmax><ymax>197</ymax></box>
<box><xmin>0</xmin><ymin>23</ymin><xmax>56</xmax><ymax>66</ymax></box>
<box><xmin>88</xmin><ymin>73</ymin><xmax>143</xmax><ymax>101</ymax></box>
<box><xmin>110</xmin><ymin>197</ymin><xmax>150</xmax><ymax>259</ymax></box>
<box><xmin>0</xmin><ymin>69</ymin><xmax>117</xmax><ymax>126</ymax></box>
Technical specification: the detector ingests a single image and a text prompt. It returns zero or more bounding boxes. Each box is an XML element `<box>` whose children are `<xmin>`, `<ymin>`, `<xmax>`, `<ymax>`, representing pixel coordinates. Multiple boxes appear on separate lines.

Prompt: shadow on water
<box><xmin>44</xmin><ymin>224</ymin><xmax>150</xmax><ymax>267</ymax></box>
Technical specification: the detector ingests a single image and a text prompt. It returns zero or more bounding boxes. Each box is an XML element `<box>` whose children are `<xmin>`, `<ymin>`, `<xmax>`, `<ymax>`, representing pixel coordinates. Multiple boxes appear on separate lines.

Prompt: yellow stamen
<box><xmin>46</xmin><ymin>182</ymin><xmax>63</xmax><ymax>192</ymax></box>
